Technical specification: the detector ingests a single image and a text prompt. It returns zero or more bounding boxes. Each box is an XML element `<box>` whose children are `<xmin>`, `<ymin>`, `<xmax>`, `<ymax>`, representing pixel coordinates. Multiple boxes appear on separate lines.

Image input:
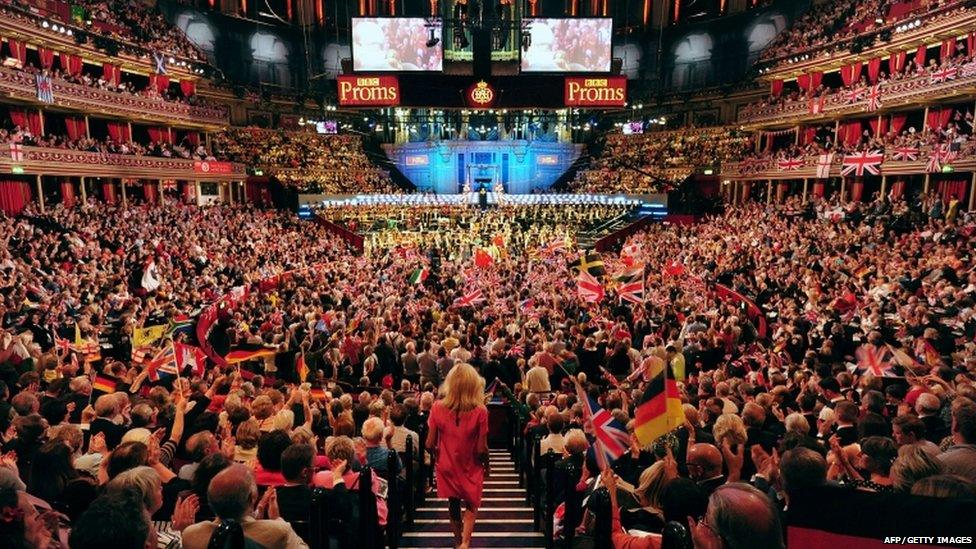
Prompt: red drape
<box><xmin>180</xmin><ymin>80</ymin><xmax>196</xmax><ymax>97</ymax></box>
<box><xmin>6</xmin><ymin>39</ymin><xmax>27</xmax><ymax>64</ymax></box>
<box><xmin>969</xmin><ymin>32</ymin><xmax>976</xmax><ymax>56</ymax></box>
<box><xmin>37</xmin><ymin>47</ymin><xmax>55</xmax><ymax>70</ymax></box>
<box><xmin>850</xmin><ymin>179</ymin><xmax>864</xmax><ymax>202</ymax></box>
<box><xmin>102</xmin><ymin>182</ymin><xmax>116</xmax><ymax>205</ymax></box>
<box><xmin>0</xmin><ymin>181</ymin><xmax>32</xmax><ymax>214</ymax></box>
<box><xmin>106</xmin><ymin>121</ymin><xmax>131</xmax><ymax>143</ymax></box>
<box><xmin>841</xmin><ymin>121</ymin><xmax>863</xmax><ymax>145</ymax></box>
<box><xmin>915</xmin><ymin>44</ymin><xmax>926</xmax><ymax>67</ymax></box>
<box><xmin>9</xmin><ymin>109</ymin><xmax>42</xmax><ymax>136</ymax></box>
<box><xmin>926</xmin><ymin>108</ymin><xmax>952</xmax><ymax>130</ymax></box>
<box><xmin>147</xmin><ymin>127</ymin><xmax>167</xmax><ymax>143</ymax></box>
<box><xmin>810</xmin><ymin>72</ymin><xmax>823</xmax><ymax>90</ymax></box>
<box><xmin>182</xmin><ymin>182</ymin><xmax>195</xmax><ymax>203</ymax></box>
<box><xmin>797</xmin><ymin>74</ymin><xmax>810</xmax><ymax>92</ymax></box>
<box><xmin>741</xmin><ymin>181</ymin><xmax>752</xmax><ymax>202</ymax></box>
<box><xmin>64</xmin><ymin>117</ymin><xmax>86</xmax><ymax>140</ymax></box>
<box><xmin>803</xmin><ymin>127</ymin><xmax>817</xmax><ymax>145</ymax></box>
<box><xmin>102</xmin><ymin>63</ymin><xmax>120</xmax><ymax>86</ymax></box>
<box><xmin>868</xmin><ymin>117</ymin><xmax>888</xmax><ymax>137</ymax></box>
<box><xmin>889</xmin><ymin>50</ymin><xmax>907</xmax><ymax>74</ymax></box>
<box><xmin>941</xmin><ymin>37</ymin><xmax>957</xmax><ymax>61</ymax></box>
<box><xmin>770</xmin><ymin>79</ymin><xmax>783</xmax><ymax>97</ymax></box>
<box><xmin>889</xmin><ymin>180</ymin><xmax>905</xmax><ymax>200</ymax></box>
<box><xmin>183</xmin><ymin>131</ymin><xmax>200</xmax><ymax>146</ymax></box>
<box><xmin>840</xmin><ymin>63</ymin><xmax>863</xmax><ymax>87</ymax></box>
<box><xmin>776</xmin><ymin>181</ymin><xmax>789</xmax><ymax>203</ymax></box>
<box><xmin>890</xmin><ymin>114</ymin><xmax>907</xmax><ymax>135</ymax></box>
<box><xmin>937</xmin><ymin>180</ymin><xmax>967</xmax><ymax>202</ymax></box>
<box><xmin>143</xmin><ymin>182</ymin><xmax>158</xmax><ymax>203</ymax></box>
<box><xmin>812</xmin><ymin>181</ymin><xmax>825</xmax><ymax>198</ymax></box>
<box><xmin>150</xmin><ymin>74</ymin><xmax>170</xmax><ymax>94</ymax></box>
<box><xmin>58</xmin><ymin>53</ymin><xmax>82</xmax><ymax>76</ymax></box>
<box><xmin>867</xmin><ymin>57</ymin><xmax>882</xmax><ymax>83</ymax></box>
<box><xmin>60</xmin><ymin>179</ymin><xmax>75</xmax><ymax>207</ymax></box>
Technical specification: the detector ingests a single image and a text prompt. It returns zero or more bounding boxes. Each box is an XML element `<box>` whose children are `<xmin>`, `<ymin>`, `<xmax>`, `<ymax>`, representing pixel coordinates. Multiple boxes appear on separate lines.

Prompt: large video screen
<box><xmin>352</xmin><ymin>18</ymin><xmax>442</xmax><ymax>72</ymax></box>
<box><xmin>521</xmin><ymin>18</ymin><xmax>613</xmax><ymax>73</ymax></box>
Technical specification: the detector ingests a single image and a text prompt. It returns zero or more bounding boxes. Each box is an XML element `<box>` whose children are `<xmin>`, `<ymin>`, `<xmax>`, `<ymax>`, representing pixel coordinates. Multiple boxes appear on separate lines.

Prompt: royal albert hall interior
<box><xmin>0</xmin><ymin>0</ymin><xmax>975</xmax><ymax>548</ymax></box>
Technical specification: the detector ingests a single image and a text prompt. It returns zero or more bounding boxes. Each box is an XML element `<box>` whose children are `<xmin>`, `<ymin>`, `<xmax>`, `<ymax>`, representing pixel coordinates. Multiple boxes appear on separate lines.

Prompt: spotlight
<box><xmin>42</xmin><ymin>20</ymin><xmax>49</xmax><ymax>28</ymax></box>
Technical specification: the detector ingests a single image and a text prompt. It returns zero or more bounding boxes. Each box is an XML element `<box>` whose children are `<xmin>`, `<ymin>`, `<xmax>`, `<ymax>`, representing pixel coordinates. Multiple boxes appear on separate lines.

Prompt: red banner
<box><xmin>337</xmin><ymin>75</ymin><xmax>400</xmax><ymax>106</ymax></box>
<box><xmin>564</xmin><ymin>77</ymin><xmax>627</xmax><ymax>107</ymax></box>
<box><xmin>193</xmin><ymin>161</ymin><xmax>234</xmax><ymax>174</ymax></box>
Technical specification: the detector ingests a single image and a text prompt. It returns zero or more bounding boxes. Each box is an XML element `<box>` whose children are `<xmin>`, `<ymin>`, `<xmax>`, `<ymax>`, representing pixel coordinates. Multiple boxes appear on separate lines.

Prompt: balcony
<box><xmin>720</xmin><ymin>142</ymin><xmax>976</xmax><ymax>181</ymax></box>
<box><xmin>738</xmin><ymin>62</ymin><xmax>976</xmax><ymax>127</ymax></box>
<box><xmin>1</xmin><ymin>144</ymin><xmax>246</xmax><ymax>179</ymax></box>
<box><xmin>0</xmin><ymin>66</ymin><xmax>228</xmax><ymax>127</ymax></box>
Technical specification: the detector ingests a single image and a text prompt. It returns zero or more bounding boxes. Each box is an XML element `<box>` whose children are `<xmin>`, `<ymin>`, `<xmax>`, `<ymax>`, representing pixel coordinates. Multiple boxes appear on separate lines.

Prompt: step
<box><xmin>416</xmin><ymin>506</ymin><xmax>535</xmax><ymax>513</ymax></box>
<box><xmin>408</xmin><ymin>521</ymin><xmax>537</xmax><ymax>533</ymax></box>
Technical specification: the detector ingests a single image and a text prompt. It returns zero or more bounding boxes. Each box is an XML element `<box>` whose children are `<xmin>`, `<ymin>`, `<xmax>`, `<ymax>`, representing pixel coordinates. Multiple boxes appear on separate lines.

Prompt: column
<box><xmin>922</xmin><ymin>106</ymin><xmax>929</xmax><ymax>132</ymax></box>
<box><xmin>35</xmin><ymin>175</ymin><xmax>44</xmax><ymax>213</ymax></box>
<box><xmin>802</xmin><ymin>178</ymin><xmax>809</xmax><ymax>201</ymax></box>
<box><xmin>227</xmin><ymin>182</ymin><xmax>234</xmax><ymax>205</ymax></box>
<box><xmin>238</xmin><ymin>181</ymin><xmax>246</xmax><ymax>203</ymax></box>
<box><xmin>924</xmin><ymin>173</ymin><xmax>930</xmax><ymax>194</ymax></box>
<box><xmin>84</xmin><ymin>115</ymin><xmax>90</xmax><ymax>137</ymax></box>
<box><xmin>840</xmin><ymin>177</ymin><xmax>846</xmax><ymax>203</ymax></box>
<box><xmin>969</xmin><ymin>172</ymin><xmax>976</xmax><ymax>211</ymax></box>
<box><xmin>194</xmin><ymin>180</ymin><xmax>201</xmax><ymax>207</ymax></box>
<box><xmin>766</xmin><ymin>179</ymin><xmax>772</xmax><ymax>203</ymax></box>
<box><xmin>79</xmin><ymin>176</ymin><xmax>87</xmax><ymax>204</ymax></box>
<box><xmin>158</xmin><ymin>180</ymin><xmax>164</xmax><ymax>205</ymax></box>
<box><xmin>880</xmin><ymin>175</ymin><xmax>887</xmax><ymax>198</ymax></box>
<box><xmin>121</xmin><ymin>180</ymin><xmax>128</xmax><ymax>207</ymax></box>
<box><xmin>38</xmin><ymin>108</ymin><xmax>45</xmax><ymax>135</ymax></box>
<box><xmin>833</xmin><ymin>120</ymin><xmax>840</xmax><ymax>144</ymax></box>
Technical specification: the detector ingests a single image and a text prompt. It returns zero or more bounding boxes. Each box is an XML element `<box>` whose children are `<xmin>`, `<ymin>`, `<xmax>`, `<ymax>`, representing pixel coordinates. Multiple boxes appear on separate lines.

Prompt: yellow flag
<box><xmin>133</xmin><ymin>324</ymin><xmax>168</xmax><ymax>348</ymax></box>
<box><xmin>74</xmin><ymin>323</ymin><xmax>83</xmax><ymax>345</ymax></box>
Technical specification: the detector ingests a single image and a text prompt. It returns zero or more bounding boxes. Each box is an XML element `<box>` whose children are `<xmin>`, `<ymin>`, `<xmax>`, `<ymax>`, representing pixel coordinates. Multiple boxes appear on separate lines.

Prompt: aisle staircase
<box><xmin>400</xmin><ymin>448</ymin><xmax>545</xmax><ymax>548</ymax></box>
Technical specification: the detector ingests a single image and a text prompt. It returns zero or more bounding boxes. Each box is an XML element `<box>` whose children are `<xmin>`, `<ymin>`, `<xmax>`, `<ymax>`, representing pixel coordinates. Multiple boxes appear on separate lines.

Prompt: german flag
<box><xmin>92</xmin><ymin>373</ymin><xmax>119</xmax><ymax>394</ymax></box>
<box><xmin>570</xmin><ymin>252</ymin><xmax>606</xmax><ymax>277</ymax></box>
<box><xmin>309</xmin><ymin>387</ymin><xmax>328</xmax><ymax>401</ymax></box>
<box><xmin>225</xmin><ymin>343</ymin><xmax>277</xmax><ymax>364</ymax></box>
<box><xmin>296</xmin><ymin>354</ymin><xmax>309</xmax><ymax>383</ymax></box>
<box><xmin>633</xmin><ymin>365</ymin><xmax>684</xmax><ymax>446</ymax></box>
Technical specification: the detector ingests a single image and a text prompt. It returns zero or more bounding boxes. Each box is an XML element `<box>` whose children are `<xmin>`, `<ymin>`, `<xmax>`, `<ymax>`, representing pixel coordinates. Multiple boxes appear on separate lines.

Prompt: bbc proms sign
<box><xmin>338</xmin><ymin>75</ymin><xmax>400</xmax><ymax>106</ymax></box>
<box><xmin>564</xmin><ymin>76</ymin><xmax>627</xmax><ymax>107</ymax></box>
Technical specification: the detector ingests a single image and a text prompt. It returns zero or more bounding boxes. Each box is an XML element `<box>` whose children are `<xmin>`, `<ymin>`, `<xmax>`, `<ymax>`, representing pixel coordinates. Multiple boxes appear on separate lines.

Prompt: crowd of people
<box><xmin>0</xmin><ymin>186</ymin><xmax>972</xmax><ymax>547</ymax></box>
<box><xmin>211</xmin><ymin>129</ymin><xmax>399</xmax><ymax>194</ymax></box>
<box><xmin>4</xmin><ymin>0</ymin><xmax>205</xmax><ymax>62</ymax></box>
<box><xmin>0</xmin><ymin>125</ymin><xmax>217</xmax><ymax>162</ymax></box>
<box><xmin>570</xmin><ymin>128</ymin><xmax>753</xmax><ymax>193</ymax></box>
<box><xmin>758</xmin><ymin>0</ymin><xmax>970</xmax><ymax>68</ymax></box>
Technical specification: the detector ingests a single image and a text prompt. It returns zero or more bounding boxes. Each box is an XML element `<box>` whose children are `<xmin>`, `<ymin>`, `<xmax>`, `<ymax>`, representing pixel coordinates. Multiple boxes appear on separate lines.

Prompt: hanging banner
<box><xmin>564</xmin><ymin>76</ymin><xmax>627</xmax><ymax>107</ymax></box>
<box><xmin>193</xmin><ymin>161</ymin><xmax>234</xmax><ymax>174</ymax></box>
<box><xmin>337</xmin><ymin>75</ymin><xmax>401</xmax><ymax>106</ymax></box>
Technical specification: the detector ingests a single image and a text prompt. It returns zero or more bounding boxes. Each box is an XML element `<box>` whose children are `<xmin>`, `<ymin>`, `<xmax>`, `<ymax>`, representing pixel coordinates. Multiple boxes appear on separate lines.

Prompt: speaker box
<box><xmin>472</xmin><ymin>28</ymin><xmax>492</xmax><ymax>78</ymax></box>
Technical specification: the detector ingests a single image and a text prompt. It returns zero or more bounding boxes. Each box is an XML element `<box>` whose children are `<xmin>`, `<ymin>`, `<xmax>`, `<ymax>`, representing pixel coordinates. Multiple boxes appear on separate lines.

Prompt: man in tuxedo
<box><xmin>832</xmin><ymin>401</ymin><xmax>860</xmax><ymax>446</ymax></box>
<box><xmin>687</xmin><ymin>443</ymin><xmax>726</xmax><ymax>498</ymax></box>
<box><xmin>276</xmin><ymin>443</ymin><xmax>315</xmax><ymax>526</ymax></box>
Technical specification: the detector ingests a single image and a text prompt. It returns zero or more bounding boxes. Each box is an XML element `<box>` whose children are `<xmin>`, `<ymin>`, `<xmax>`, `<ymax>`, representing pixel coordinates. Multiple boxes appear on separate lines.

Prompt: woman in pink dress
<box><xmin>426</xmin><ymin>363</ymin><xmax>488</xmax><ymax>549</ymax></box>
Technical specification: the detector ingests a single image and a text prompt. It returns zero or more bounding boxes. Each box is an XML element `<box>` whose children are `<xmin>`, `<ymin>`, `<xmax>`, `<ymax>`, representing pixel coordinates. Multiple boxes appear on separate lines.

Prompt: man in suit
<box><xmin>832</xmin><ymin>401</ymin><xmax>860</xmax><ymax>446</ymax></box>
<box><xmin>916</xmin><ymin>393</ymin><xmax>947</xmax><ymax>444</ymax></box>
<box><xmin>276</xmin><ymin>443</ymin><xmax>315</xmax><ymax>527</ymax></box>
<box><xmin>89</xmin><ymin>393</ymin><xmax>129</xmax><ymax>450</ymax></box>
<box><xmin>181</xmin><ymin>463</ymin><xmax>308</xmax><ymax>549</ymax></box>
<box><xmin>687</xmin><ymin>443</ymin><xmax>726</xmax><ymax>498</ymax></box>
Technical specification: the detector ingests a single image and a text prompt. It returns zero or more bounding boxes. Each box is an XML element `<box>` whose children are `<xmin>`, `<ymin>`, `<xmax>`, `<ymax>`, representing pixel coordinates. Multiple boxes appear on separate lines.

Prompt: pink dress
<box><xmin>428</xmin><ymin>400</ymin><xmax>488</xmax><ymax>508</ymax></box>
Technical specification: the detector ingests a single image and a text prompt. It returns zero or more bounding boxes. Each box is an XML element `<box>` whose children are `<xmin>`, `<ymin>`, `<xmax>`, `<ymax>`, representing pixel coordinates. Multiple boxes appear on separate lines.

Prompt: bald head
<box><xmin>707</xmin><ymin>483</ymin><xmax>784</xmax><ymax>549</ymax></box>
<box><xmin>207</xmin><ymin>463</ymin><xmax>257</xmax><ymax>521</ymax></box>
<box><xmin>687</xmin><ymin>443</ymin><xmax>723</xmax><ymax>480</ymax></box>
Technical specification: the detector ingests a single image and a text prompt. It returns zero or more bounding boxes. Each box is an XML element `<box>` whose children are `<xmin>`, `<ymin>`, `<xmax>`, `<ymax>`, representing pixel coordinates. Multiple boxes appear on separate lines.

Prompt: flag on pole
<box><xmin>146</xmin><ymin>345</ymin><xmax>178</xmax><ymax>381</ymax></box>
<box><xmin>576</xmin><ymin>381</ymin><xmax>630</xmax><ymax>470</ymax></box>
<box><xmin>854</xmin><ymin>344</ymin><xmax>894</xmax><ymax>377</ymax></box>
<box><xmin>634</xmin><ymin>365</ymin><xmax>685</xmax><ymax>446</ymax></box>
<box><xmin>408</xmin><ymin>267</ymin><xmax>429</xmax><ymax>285</ymax></box>
<box><xmin>36</xmin><ymin>73</ymin><xmax>54</xmax><ymax>103</ymax></box>
<box><xmin>577</xmin><ymin>270</ymin><xmax>605</xmax><ymax>303</ymax></box>
<box><xmin>141</xmin><ymin>260</ymin><xmax>161</xmax><ymax>292</ymax></box>
<box><xmin>174</xmin><ymin>341</ymin><xmax>207</xmax><ymax>377</ymax></box>
<box><xmin>296</xmin><ymin>353</ymin><xmax>309</xmax><ymax>383</ymax></box>
<box><xmin>618</xmin><ymin>278</ymin><xmax>645</xmax><ymax>304</ymax></box>
<box><xmin>225</xmin><ymin>343</ymin><xmax>278</xmax><ymax>364</ymax></box>
<box><xmin>133</xmin><ymin>324</ymin><xmax>168</xmax><ymax>348</ymax></box>
<box><xmin>570</xmin><ymin>253</ymin><xmax>606</xmax><ymax>277</ymax></box>
<box><xmin>454</xmin><ymin>288</ymin><xmax>486</xmax><ymax>307</ymax></box>
<box><xmin>92</xmin><ymin>373</ymin><xmax>119</xmax><ymax>394</ymax></box>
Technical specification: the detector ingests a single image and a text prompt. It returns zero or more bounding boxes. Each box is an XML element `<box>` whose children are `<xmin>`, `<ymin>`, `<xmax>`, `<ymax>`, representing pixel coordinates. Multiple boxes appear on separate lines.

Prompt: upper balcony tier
<box><xmin>2</xmin><ymin>144</ymin><xmax>246</xmax><ymax>179</ymax></box>
<box><xmin>0</xmin><ymin>65</ymin><xmax>228</xmax><ymax>128</ymax></box>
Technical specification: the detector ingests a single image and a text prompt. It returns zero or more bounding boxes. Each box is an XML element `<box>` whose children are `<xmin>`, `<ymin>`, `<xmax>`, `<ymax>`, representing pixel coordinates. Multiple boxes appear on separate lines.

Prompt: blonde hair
<box><xmin>634</xmin><ymin>461</ymin><xmax>668</xmax><ymax>510</ymax></box>
<box><xmin>441</xmin><ymin>363</ymin><xmax>485</xmax><ymax>413</ymax></box>
<box><xmin>236</xmin><ymin>419</ymin><xmax>260</xmax><ymax>450</ymax></box>
<box><xmin>713</xmin><ymin>413</ymin><xmax>747</xmax><ymax>446</ymax></box>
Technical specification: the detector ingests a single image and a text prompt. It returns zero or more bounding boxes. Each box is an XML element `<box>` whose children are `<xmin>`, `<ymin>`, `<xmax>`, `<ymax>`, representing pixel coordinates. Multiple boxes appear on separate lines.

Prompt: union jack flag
<box><xmin>777</xmin><ymin>157</ymin><xmax>803</xmax><ymax>171</ymax></box>
<box><xmin>454</xmin><ymin>288</ymin><xmax>485</xmax><ymax>307</ymax></box>
<box><xmin>146</xmin><ymin>346</ymin><xmax>178</xmax><ymax>381</ymax></box>
<box><xmin>854</xmin><ymin>344</ymin><xmax>894</xmax><ymax>377</ymax></box>
<box><xmin>846</xmin><ymin>87</ymin><xmax>865</xmax><ymax>104</ymax></box>
<box><xmin>618</xmin><ymin>279</ymin><xmax>645</xmax><ymax>304</ymax></box>
<box><xmin>926</xmin><ymin>145</ymin><xmax>956</xmax><ymax>173</ymax></box>
<box><xmin>930</xmin><ymin>66</ymin><xmax>958</xmax><ymax>84</ymax></box>
<box><xmin>576</xmin><ymin>382</ymin><xmax>630</xmax><ymax>470</ymax></box>
<box><xmin>865</xmin><ymin>84</ymin><xmax>882</xmax><ymax>112</ymax></box>
<box><xmin>577</xmin><ymin>270</ymin><xmax>604</xmax><ymax>303</ymax></box>
<box><xmin>892</xmin><ymin>146</ymin><xmax>919</xmax><ymax>161</ymax></box>
<box><xmin>841</xmin><ymin>150</ymin><xmax>883</xmax><ymax>176</ymax></box>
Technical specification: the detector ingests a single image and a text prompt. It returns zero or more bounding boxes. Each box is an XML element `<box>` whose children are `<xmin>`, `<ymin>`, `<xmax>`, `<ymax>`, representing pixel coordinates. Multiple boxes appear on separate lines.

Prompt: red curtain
<box><xmin>37</xmin><ymin>47</ymin><xmax>55</xmax><ymax>70</ymax></box>
<box><xmin>106</xmin><ymin>122</ymin><xmax>131</xmax><ymax>143</ymax></box>
<box><xmin>102</xmin><ymin>182</ymin><xmax>116</xmax><ymax>205</ymax></box>
<box><xmin>180</xmin><ymin>80</ymin><xmax>196</xmax><ymax>97</ymax></box>
<box><xmin>867</xmin><ymin>57</ymin><xmax>882</xmax><ymax>83</ymax></box>
<box><xmin>810</xmin><ymin>72</ymin><xmax>823</xmax><ymax>90</ymax></box>
<box><xmin>60</xmin><ymin>179</ymin><xmax>75</xmax><ymax>207</ymax></box>
<box><xmin>889</xmin><ymin>50</ymin><xmax>907</xmax><ymax>73</ymax></box>
<box><xmin>6</xmin><ymin>39</ymin><xmax>26</xmax><ymax>64</ymax></box>
<box><xmin>150</xmin><ymin>74</ymin><xmax>170</xmax><ymax>94</ymax></box>
<box><xmin>937</xmin><ymin>180</ymin><xmax>967</xmax><ymax>202</ymax></box>
<box><xmin>147</xmin><ymin>127</ymin><xmax>166</xmax><ymax>143</ymax></box>
<box><xmin>770</xmin><ymin>79</ymin><xmax>783</xmax><ymax>97</ymax></box>
<box><xmin>58</xmin><ymin>53</ymin><xmax>82</xmax><ymax>76</ymax></box>
<box><xmin>890</xmin><ymin>114</ymin><xmax>907</xmax><ymax>135</ymax></box>
<box><xmin>0</xmin><ymin>181</ymin><xmax>32</xmax><ymax>214</ymax></box>
<box><xmin>183</xmin><ymin>131</ymin><xmax>200</xmax><ymax>146</ymax></box>
<box><xmin>182</xmin><ymin>182</ymin><xmax>195</xmax><ymax>203</ymax></box>
<box><xmin>797</xmin><ymin>74</ymin><xmax>810</xmax><ymax>92</ymax></box>
<box><xmin>969</xmin><ymin>32</ymin><xmax>976</xmax><ymax>56</ymax></box>
<box><xmin>941</xmin><ymin>37</ymin><xmax>957</xmax><ymax>61</ymax></box>
<box><xmin>869</xmin><ymin>117</ymin><xmax>888</xmax><ymax>137</ymax></box>
<box><xmin>803</xmin><ymin>127</ymin><xmax>817</xmax><ymax>145</ymax></box>
<box><xmin>64</xmin><ymin>117</ymin><xmax>86</xmax><ymax>140</ymax></box>
<box><xmin>9</xmin><ymin>109</ymin><xmax>42</xmax><ymax>136</ymax></box>
<box><xmin>927</xmin><ymin>109</ymin><xmax>952</xmax><ymax>130</ymax></box>
<box><xmin>776</xmin><ymin>181</ymin><xmax>789</xmax><ymax>202</ymax></box>
<box><xmin>812</xmin><ymin>181</ymin><xmax>825</xmax><ymax>198</ymax></box>
<box><xmin>850</xmin><ymin>179</ymin><xmax>864</xmax><ymax>202</ymax></box>
<box><xmin>889</xmin><ymin>180</ymin><xmax>905</xmax><ymax>200</ymax></box>
<box><xmin>915</xmin><ymin>45</ymin><xmax>926</xmax><ymax>67</ymax></box>
<box><xmin>102</xmin><ymin>63</ymin><xmax>120</xmax><ymax>86</ymax></box>
<box><xmin>840</xmin><ymin>63</ymin><xmax>863</xmax><ymax>87</ymax></box>
<box><xmin>143</xmin><ymin>182</ymin><xmax>158</xmax><ymax>203</ymax></box>
<box><xmin>741</xmin><ymin>181</ymin><xmax>752</xmax><ymax>202</ymax></box>
<box><xmin>841</xmin><ymin>121</ymin><xmax>863</xmax><ymax>145</ymax></box>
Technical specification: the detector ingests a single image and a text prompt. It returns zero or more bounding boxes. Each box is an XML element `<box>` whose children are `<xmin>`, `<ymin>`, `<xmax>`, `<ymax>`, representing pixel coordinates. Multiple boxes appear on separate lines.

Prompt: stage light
<box><xmin>42</xmin><ymin>20</ymin><xmax>49</xmax><ymax>28</ymax></box>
